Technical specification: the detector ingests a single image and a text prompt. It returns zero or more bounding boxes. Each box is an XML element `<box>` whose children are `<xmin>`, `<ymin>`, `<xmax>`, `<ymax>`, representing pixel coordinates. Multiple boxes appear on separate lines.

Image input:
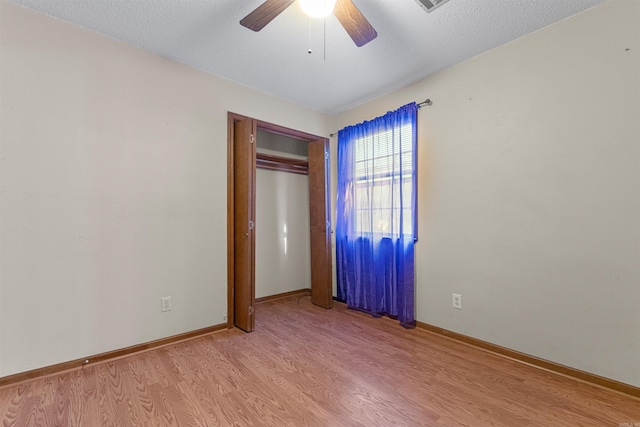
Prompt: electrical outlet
<box><xmin>452</xmin><ymin>293</ymin><xmax>462</xmax><ymax>310</ymax></box>
<box><xmin>161</xmin><ymin>296</ymin><xmax>172</xmax><ymax>312</ymax></box>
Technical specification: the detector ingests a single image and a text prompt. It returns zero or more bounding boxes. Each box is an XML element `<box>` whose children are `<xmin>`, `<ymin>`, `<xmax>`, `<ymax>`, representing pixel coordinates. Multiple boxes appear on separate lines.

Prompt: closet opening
<box><xmin>227</xmin><ymin>113</ymin><xmax>332</xmax><ymax>332</ymax></box>
<box><xmin>254</xmin><ymin>130</ymin><xmax>311</xmax><ymax>304</ymax></box>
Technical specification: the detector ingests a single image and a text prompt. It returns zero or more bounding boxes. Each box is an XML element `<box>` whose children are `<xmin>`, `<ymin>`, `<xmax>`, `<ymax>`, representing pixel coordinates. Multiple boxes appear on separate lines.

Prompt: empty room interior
<box><xmin>1</xmin><ymin>0</ymin><xmax>639</xmax><ymax>425</ymax></box>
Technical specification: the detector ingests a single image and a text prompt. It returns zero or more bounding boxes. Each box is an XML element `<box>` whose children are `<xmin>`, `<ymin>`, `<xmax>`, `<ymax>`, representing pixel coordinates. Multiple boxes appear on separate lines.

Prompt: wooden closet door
<box><xmin>308</xmin><ymin>139</ymin><xmax>333</xmax><ymax>308</ymax></box>
<box><xmin>233</xmin><ymin>118</ymin><xmax>256</xmax><ymax>331</ymax></box>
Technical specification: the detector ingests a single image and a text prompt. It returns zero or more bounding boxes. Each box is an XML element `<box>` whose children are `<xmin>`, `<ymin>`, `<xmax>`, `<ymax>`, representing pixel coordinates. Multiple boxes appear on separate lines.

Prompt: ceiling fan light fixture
<box><xmin>299</xmin><ymin>0</ymin><xmax>337</xmax><ymax>18</ymax></box>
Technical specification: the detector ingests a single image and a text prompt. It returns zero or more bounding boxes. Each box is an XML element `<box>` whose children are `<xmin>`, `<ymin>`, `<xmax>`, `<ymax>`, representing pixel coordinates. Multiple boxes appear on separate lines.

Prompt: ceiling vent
<box><xmin>415</xmin><ymin>0</ymin><xmax>451</xmax><ymax>13</ymax></box>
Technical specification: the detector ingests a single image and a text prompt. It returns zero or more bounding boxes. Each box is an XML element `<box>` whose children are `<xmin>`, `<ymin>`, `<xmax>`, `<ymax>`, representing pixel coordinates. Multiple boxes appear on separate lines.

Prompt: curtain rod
<box><xmin>329</xmin><ymin>99</ymin><xmax>432</xmax><ymax>138</ymax></box>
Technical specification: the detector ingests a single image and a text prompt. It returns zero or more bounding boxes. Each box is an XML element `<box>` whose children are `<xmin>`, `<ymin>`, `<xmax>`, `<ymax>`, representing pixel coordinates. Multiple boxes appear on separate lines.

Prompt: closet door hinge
<box><xmin>250</xmin><ymin>134</ymin><xmax>255</xmax><ymax>144</ymax></box>
<box><xmin>249</xmin><ymin>220</ymin><xmax>254</xmax><ymax>230</ymax></box>
<box><xmin>248</xmin><ymin>306</ymin><xmax>254</xmax><ymax>316</ymax></box>
<box><xmin>325</xmin><ymin>151</ymin><xmax>329</xmax><ymax>160</ymax></box>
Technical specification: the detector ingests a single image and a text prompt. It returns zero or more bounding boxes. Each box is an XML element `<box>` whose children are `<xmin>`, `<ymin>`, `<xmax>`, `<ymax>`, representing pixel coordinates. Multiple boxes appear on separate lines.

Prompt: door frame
<box><xmin>227</xmin><ymin>112</ymin><xmax>332</xmax><ymax>329</ymax></box>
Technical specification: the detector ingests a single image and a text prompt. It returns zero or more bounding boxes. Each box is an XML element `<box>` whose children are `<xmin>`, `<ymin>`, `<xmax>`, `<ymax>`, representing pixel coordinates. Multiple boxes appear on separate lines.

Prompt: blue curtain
<box><xmin>336</xmin><ymin>103</ymin><xmax>417</xmax><ymax>328</ymax></box>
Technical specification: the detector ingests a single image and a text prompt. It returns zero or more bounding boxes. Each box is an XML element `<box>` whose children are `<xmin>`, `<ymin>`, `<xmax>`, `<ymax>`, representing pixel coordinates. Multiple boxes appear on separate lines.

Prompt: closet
<box><xmin>255</xmin><ymin>130</ymin><xmax>311</xmax><ymax>300</ymax></box>
<box><xmin>227</xmin><ymin>113</ymin><xmax>332</xmax><ymax>332</ymax></box>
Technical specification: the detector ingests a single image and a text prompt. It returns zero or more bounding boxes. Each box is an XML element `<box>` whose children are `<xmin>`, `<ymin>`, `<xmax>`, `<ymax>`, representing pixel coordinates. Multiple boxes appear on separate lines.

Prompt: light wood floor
<box><xmin>1</xmin><ymin>296</ymin><xmax>638</xmax><ymax>426</ymax></box>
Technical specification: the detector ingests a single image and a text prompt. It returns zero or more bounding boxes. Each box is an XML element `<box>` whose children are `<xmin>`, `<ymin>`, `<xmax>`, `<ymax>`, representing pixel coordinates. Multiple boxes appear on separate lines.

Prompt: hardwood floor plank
<box><xmin>174</xmin><ymin>379</ymin><xmax>224</xmax><ymax>427</ymax></box>
<box><xmin>5</xmin><ymin>395</ymin><xmax>45</xmax><ymax>427</ymax></box>
<box><xmin>0</xmin><ymin>387</ymin><xmax>18</xmax><ymax>422</ymax></box>
<box><xmin>95</xmin><ymin>363</ymin><xmax>116</xmax><ymax>427</ymax></box>
<box><xmin>69</xmin><ymin>370</ymin><xmax>101</xmax><ymax>427</ymax></box>
<box><xmin>42</xmin><ymin>374</ymin><xmax>71</xmax><ymax>426</ymax></box>
<box><xmin>124</xmin><ymin>357</ymin><xmax>157</xmax><ymax>423</ymax></box>
<box><xmin>173</xmin><ymin>348</ymin><xmax>246</xmax><ymax>425</ymax></box>
<box><xmin>1</xmin><ymin>296</ymin><xmax>639</xmax><ymax>426</ymax></box>
<box><xmin>0</xmin><ymin>386</ymin><xmax>24</xmax><ymax>426</ymax></box>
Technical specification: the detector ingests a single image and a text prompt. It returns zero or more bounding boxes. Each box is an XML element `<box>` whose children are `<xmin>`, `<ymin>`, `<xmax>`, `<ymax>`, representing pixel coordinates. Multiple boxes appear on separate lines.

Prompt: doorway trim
<box><xmin>227</xmin><ymin>112</ymin><xmax>332</xmax><ymax>329</ymax></box>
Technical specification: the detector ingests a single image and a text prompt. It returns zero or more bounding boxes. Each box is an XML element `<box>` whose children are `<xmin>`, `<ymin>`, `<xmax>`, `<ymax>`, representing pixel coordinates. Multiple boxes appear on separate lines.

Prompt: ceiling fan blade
<box><xmin>333</xmin><ymin>0</ymin><xmax>377</xmax><ymax>47</ymax></box>
<box><xmin>240</xmin><ymin>0</ymin><xmax>296</xmax><ymax>32</ymax></box>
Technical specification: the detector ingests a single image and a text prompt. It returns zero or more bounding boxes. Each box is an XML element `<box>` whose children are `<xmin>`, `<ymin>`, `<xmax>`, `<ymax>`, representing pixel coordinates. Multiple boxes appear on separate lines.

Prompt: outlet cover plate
<box><xmin>452</xmin><ymin>293</ymin><xmax>462</xmax><ymax>309</ymax></box>
<box><xmin>161</xmin><ymin>296</ymin><xmax>172</xmax><ymax>312</ymax></box>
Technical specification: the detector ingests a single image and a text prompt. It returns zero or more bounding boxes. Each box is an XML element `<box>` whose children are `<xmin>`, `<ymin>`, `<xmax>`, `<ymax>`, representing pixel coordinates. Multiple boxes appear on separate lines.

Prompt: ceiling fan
<box><xmin>240</xmin><ymin>0</ymin><xmax>377</xmax><ymax>47</ymax></box>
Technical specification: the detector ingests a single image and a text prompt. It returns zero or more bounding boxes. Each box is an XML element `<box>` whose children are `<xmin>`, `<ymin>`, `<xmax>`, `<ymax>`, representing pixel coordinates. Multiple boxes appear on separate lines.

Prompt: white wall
<box><xmin>0</xmin><ymin>1</ymin><xmax>329</xmax><ymax>377</ymax></box>
<box><xmin>256</xmin><ymin>166</ymin><xmax>311</xmax><ymax>299</ymax></box>
<box><xmin>332</xmin><ymin>0</ymin><xmax>640</xmax><ymax>387</ymax></box>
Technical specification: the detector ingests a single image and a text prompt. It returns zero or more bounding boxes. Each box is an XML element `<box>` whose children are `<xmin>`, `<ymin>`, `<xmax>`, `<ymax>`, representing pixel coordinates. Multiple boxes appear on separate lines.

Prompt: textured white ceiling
<box><xmin>8</xmin><ymin>0</ymin><xmax>606</xmax><ymax>113</ymax></box>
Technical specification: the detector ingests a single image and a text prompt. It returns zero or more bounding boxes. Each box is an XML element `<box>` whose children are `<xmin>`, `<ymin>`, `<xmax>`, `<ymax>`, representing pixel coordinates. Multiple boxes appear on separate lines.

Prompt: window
<box><xmin>353</xmin><ymin>122</ymin><xmax>415</xmax><ymax>236</ymax></box>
